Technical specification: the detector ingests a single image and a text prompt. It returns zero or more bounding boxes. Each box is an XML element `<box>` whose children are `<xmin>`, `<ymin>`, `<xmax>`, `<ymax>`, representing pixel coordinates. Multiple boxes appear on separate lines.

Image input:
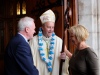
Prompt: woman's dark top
<box><xmin>69</xmin><ymin>47</ymin><xmax>99</xmax><ymax>75</ymax></box>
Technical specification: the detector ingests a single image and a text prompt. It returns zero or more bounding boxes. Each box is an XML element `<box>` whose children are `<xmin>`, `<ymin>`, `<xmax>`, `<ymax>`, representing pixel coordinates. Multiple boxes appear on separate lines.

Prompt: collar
<box><xmin>18</xmin><ymin>33</ymin><xmax>28</xmax><ymax>43</ymax></box>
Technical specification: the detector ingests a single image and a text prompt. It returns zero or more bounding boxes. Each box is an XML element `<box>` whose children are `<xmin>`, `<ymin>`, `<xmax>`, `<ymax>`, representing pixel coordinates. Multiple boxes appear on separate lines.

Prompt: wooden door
<box><xmin>0</xmin><ymin>0</ymin><xmax>78</xmax><ymax>75</ymax></box>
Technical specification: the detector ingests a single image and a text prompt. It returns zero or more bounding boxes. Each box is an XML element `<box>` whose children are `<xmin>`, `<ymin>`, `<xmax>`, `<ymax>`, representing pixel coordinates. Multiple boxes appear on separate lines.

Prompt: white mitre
<box><xmin>40</xmin><ymin>9</ymin><xmax>55</xmax><ymax>24</ymax></box>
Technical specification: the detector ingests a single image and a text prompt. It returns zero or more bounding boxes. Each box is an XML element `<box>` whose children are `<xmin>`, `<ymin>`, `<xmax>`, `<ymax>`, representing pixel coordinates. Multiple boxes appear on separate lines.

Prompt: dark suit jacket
<box><xmin>4</xmin><ymin>34</ymin><xmax>39</xmax><ymax>75</ymax></box>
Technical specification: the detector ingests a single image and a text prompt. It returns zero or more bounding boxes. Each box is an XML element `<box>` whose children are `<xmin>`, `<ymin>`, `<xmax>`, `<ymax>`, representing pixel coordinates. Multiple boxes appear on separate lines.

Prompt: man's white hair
<box><xmin>18</xmin><ymin>16</ymin><xmax>34</xmax><ymax>31</ymax></box>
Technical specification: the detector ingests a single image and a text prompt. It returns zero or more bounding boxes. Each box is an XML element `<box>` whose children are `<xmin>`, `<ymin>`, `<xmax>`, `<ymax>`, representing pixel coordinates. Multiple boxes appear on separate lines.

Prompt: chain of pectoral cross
<box><xmin>45</xmin><ymin>41</ymin><xmax>50</xmax><ymax>57</ymax></box>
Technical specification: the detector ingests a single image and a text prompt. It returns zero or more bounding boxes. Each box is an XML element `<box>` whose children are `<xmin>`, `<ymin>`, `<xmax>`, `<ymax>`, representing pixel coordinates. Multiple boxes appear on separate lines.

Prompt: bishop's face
<box><xmin>42</xmin><ymin>21</ymin><xmax>55</xmax><ymax>38</ymax></box>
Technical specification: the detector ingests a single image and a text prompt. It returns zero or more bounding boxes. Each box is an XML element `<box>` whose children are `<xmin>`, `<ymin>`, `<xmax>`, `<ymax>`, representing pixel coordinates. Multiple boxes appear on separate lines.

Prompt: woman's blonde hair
<box><xmin>68</xmin><ymin>24</ymin><xmax>89</xmax><ymax>42</ymax></box>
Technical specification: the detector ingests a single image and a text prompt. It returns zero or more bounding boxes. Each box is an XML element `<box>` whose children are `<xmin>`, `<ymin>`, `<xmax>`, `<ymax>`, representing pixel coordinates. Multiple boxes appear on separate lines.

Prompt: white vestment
<box><xmin>29</xmin><ymin>35</ymin><xmax>69</xmax><ymax>75</ymax></box>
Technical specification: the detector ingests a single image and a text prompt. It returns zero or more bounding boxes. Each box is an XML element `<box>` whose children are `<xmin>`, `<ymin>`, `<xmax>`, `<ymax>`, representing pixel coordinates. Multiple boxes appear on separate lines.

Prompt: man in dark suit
<box><xmin>4</xmin><ymin>16</ymin><xmax>39</xmax><ymax>75</ymax></box>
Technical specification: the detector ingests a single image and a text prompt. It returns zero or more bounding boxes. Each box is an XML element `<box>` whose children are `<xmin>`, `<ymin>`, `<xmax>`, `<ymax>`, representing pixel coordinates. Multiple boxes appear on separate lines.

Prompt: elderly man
<box><xmin>4</xmin><ymin>16</ymin><xmax>39</xmax><ymax>75</ymax></box>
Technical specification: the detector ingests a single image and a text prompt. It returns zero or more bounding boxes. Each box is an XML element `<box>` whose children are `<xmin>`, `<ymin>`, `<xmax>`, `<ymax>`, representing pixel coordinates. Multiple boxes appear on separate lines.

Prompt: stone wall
<box><xmin>78</xmin><ymin>0</ymin><xmax>100</xmax><ymax>74</ymax></box>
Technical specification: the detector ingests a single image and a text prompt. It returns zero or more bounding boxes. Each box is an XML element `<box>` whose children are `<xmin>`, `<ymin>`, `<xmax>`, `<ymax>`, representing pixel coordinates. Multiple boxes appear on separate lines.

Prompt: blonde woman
<box><xmin>61</xmin><ymin>25</ymin><xmax>99</xmax><ymax>75</ymax></box>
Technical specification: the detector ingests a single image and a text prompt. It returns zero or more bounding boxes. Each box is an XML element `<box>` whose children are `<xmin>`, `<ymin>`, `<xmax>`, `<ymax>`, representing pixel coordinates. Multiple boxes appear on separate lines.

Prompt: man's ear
<box><xmin>25</xmin><ymin>27</ymin><xmax>29</xmax><ymax>33</ymax></box>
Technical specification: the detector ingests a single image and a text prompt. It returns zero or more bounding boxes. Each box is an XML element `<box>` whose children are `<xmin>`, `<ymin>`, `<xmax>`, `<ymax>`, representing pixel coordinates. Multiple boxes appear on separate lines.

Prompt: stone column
<box><xmin>97</xmin><ymin>0</ymin><xmax>100</xmax><ymax>55</ymax></box>
<box><xmin>78</xmin><ymin>0</ymin><xmax>99</xmax><ymax>55</ymax></box>
<box><xmin>97</xmin><ymin>0</ymin><xmax>100</xmax><ymax>74</ymax></box>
